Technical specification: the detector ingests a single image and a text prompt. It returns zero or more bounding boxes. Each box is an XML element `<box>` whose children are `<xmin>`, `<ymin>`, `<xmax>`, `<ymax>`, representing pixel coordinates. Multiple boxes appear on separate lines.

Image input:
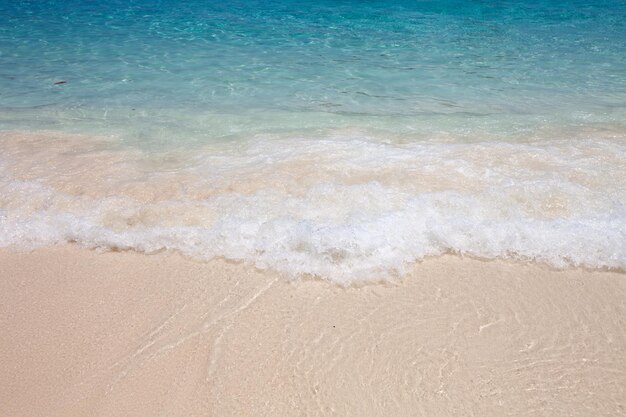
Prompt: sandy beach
<box><xmin>1</xmin><ymin>246</ymin><xmax>624</xmax><ymax>416</ymax></box>
<box><xmin>2</xmin><ymin>0</ymin><xmax>626</xmax><ymax>415</ymax></box>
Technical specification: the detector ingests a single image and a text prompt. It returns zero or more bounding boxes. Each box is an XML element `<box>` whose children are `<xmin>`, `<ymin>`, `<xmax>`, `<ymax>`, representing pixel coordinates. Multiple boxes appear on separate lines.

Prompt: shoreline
<box><xmin>2</xmin><ymin>130</ymin><xmax>625</xmax><ymax>282</ymax></box>
<box><xmin>1</xmin><ymin>246</ymin><xmax>625</xmax><ymax>416</ymax></box>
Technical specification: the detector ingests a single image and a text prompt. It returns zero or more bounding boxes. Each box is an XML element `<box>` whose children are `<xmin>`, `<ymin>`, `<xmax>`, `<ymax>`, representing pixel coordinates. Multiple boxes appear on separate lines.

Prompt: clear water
<box><xmin>1</xmin><ymin>0</ymin><xmax>625</xmax><ymax>282</ymax></box>
<box><xmin>2</xmin><ymin>0</ymin><xmax>626</xmax><ymax>142</ymax></box>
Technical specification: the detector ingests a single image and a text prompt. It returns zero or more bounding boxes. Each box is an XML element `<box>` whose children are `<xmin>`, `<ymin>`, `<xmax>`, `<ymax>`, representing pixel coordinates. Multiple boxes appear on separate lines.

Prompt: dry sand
<box><xmin>0</xmin><ymin>246</ymin><xmax>625</xmax><ymax>416</ymax></box>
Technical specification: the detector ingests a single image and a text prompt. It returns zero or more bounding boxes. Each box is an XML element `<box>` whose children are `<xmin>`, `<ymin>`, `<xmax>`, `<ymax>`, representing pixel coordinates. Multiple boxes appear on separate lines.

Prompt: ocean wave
<box><xmin>1</xmin><ymin>131</ymin><xmax>625</xmax><ymax>283</ymax></box>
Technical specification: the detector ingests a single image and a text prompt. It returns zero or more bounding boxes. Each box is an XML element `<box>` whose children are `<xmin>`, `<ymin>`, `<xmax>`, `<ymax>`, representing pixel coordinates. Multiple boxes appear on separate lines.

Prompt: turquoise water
<box><xmin>2</xmin><ymin>0</ymin><xmax>625</xmax><ymax>142</ymax></box>
<box><xmin>1</xmin><ymin>0</ymin><xmax>625</xmax><ymax>282</ymax></box>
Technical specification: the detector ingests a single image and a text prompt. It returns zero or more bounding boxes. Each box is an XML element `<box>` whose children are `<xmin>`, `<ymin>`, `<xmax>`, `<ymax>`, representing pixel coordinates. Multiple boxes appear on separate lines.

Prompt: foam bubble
<box><xmin>1</xmin><ymin>131</ymin><xmax>625</xmax><ymax>283</ymax></box>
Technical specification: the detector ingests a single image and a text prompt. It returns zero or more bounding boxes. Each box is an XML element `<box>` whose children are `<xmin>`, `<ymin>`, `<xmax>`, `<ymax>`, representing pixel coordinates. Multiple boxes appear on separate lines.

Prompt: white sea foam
<box><xmin>1</xmin><ymin>131</ymin><xmax>624</xmax><ymax>283</ymax></box>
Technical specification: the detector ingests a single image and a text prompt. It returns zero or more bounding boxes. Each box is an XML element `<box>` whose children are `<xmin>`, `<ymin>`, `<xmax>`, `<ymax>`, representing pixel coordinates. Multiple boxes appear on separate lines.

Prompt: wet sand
<box><xmin>1</xmin><ymin>246</ymin><xmax>625</xmax><ymax>416</ymax></box>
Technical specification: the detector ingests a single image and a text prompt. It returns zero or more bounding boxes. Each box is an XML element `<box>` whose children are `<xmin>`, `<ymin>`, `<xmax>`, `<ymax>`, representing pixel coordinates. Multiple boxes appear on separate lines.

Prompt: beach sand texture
<box><xmin>2</xmin><ymin>1</ymin><xmax>626</xmax><ymax>415</ymax></box>
<box><xmin>1</xmin><ymin>246</ymin><xmax>624</xmax><ymax>416</ymax></box>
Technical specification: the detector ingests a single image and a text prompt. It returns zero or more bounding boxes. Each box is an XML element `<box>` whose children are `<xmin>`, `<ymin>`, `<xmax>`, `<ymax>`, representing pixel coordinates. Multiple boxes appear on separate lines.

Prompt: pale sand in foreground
<box><xmin>1</xmin><ymin>247</ymin><xmax>625</xmax><ymax>416</ymax></box>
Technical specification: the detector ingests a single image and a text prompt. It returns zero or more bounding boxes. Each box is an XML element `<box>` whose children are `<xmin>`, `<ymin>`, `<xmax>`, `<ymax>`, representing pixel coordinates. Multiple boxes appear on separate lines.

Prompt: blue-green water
<box><xmin>2</xmin><ymin>0</ymin><xmax>625</xmax><ymax>142</ymax></box>
<box><xmin>1</xmin><ymin>0</ymin><xmax>625</xmax><ymax>281</ymax></box>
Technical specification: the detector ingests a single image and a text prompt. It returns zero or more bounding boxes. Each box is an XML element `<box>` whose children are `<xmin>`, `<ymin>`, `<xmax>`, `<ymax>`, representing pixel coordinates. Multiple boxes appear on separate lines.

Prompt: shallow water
<box><xmin>1</xmin><ymin>0</ymin><xmax>625</xmax><ymax>282</ymax></box>
<box><xmin>2</xmin><ymin>0</ymin><xmax>626</xmax><ymax>142</ymax></box>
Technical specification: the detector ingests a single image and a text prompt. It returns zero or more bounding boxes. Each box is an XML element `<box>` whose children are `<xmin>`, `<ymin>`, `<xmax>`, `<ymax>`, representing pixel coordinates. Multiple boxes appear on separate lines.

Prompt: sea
<box><xmin>1</xmin><ymin>0</ymin><xmax>625</xmax><ymax>283</ymax></box>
